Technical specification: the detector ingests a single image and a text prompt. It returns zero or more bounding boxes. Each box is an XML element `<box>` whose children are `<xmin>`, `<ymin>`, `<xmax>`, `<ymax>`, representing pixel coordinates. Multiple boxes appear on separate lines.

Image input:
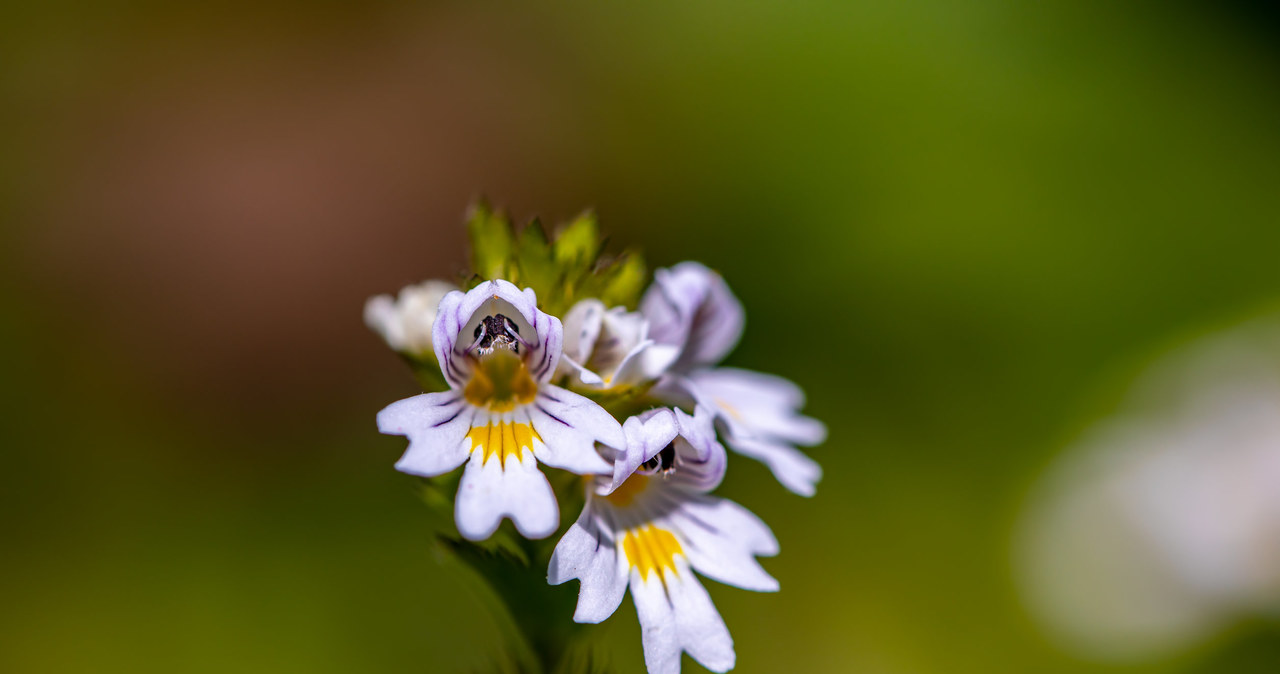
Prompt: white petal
<box><xmin>674</xmin><ymin>496</ymin><xmax>780</xmax><ymax>592</ymax></box>
<box><xmin>561</xmin><ymin>299</ymin><xmax>606</xmax><ymax>365</ymax></box>
<box><xmin>632</xmin><ymin>561</ymin><xmax>735</xmax><ymax>674</ymax></box>
<box><xmin>559</xmin><ymin>355</ymin><xmax>607</xmax><ymax>387</ymax></box>
<box><xmin>609</xmin><ymin>410</ymin><xmax>680</xmax><ymax>493</ymax></box>
<box><xmin>727</xmin><ymin>435</ymin><xmax>823</xmax><ymax>497</ymax></box>
<box><xmin>454</xmin><ymin>449</ymin><xmax>558</xmax><ymax>540</ymax></box>
<box><xmin>693</xmin><ymin>366</ymin><xmax>806</xmax><ymax>409</ymax></box>
<box><xmin>688</xmin><ymin>368</ymin><xmax>827</xmax><ymax>446</ymax></box>
<box><xmin>395</xmin><ymin>280</ymin><xmax>458</xmax><ymax>354</ymax></box>
<box><xmin>529</xmin><ymin>385</ymin><xmax>624</xmax><ymax>475</ymax></box>
<box><xmin>610</xmin><ymin>340</ymin><xmax>681</xmax><ymax>388</ymax></box>
<box><xmin>548</xmin><ymin>501</ymin><xmax>629</xmax><ymax>623</ymax></box>
<box><xmin>377</xmin><ymin>393</ymin><xmax>474</xmax><ymax>477</ymax></box>
<box><xmin>364</xmin><ymin>294</ymin><xmax>406</xmax><ymax>351</ymax></box>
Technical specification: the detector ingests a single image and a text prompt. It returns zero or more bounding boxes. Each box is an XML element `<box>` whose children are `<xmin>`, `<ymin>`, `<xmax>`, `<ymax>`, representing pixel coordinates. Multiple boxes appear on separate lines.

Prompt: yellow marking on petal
<box><xmin>715</xmin><ymin>397</ymin><xmax>742</xmax><ymax>421</ymax></box>
<box><xmin>467</xmin><ymin>421</ymin><xmax>541</xmax><ymax>468</ymax></box>
<box><xmin>464</xmin><ymin>349</ymin><xmax>539</xmax><ymax>412</ymax></box>
<box><xmin>621</xmin><ymin>525</ymin><xmax>683</xmax><ymax>582</ymax></box>
<box><xmin>606</xmin><ymin>474</ymin><xmax>650</xmax><ymax>507</ymax></box>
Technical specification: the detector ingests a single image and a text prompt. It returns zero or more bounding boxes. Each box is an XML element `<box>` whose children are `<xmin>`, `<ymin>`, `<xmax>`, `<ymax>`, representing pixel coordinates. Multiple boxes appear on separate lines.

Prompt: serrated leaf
<box><xmin>468</xmin><ymin>203</ymin><xmax>516</xmax><ymax>281</ymax></box>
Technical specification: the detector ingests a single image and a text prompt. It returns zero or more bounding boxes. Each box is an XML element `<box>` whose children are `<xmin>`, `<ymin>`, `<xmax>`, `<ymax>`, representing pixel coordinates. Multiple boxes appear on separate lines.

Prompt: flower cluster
<box><xmin>367</xmin><ymin>207</ymin><xmax>825</xmax><ymax>674</ymax></box>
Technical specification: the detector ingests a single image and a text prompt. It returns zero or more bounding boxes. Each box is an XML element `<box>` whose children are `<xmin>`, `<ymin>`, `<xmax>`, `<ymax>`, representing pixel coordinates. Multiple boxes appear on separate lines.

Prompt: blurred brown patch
<box><xmin>19</xmin><ymin>6</ymin><xmax>597</xmax><ymax>431</ymax></box>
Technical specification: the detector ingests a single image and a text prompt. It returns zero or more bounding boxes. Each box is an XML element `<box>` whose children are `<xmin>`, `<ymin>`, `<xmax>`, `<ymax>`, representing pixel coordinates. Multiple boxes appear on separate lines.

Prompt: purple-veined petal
<box><xmin>377</xmin><ymin>392</ymin><xmax>474</xmax><ymax>477</ymax></box>
<box><xmin>669</xmin><ymin>407</ymin><xmax>728</xmax><ymax>493</ymax></box>
<box><xmin>431</xmin><ymin>289</ymin><xmax>470</xmax><ymax>389</ymax></box>
<box><xmin>529</xmin><ymin>385</ymin><xmax>624</xmax><ymax>475</ymax></box>
<box><xmin>641</xmin><ymin>261</ymin><xmax>744</xmax><ymax>371</ymax></box>
<box><xmin>433</xmin><ymin>280</ymin><xmax>564</xmax><ymax>387</ymax></box>
<box><xmin>672</xmin><ymin>495</ymin><xmax>780</xmax><ymax>592</ymax></box>
<box><xmin>454</xmin><ymin>447</ymin><xmax>558</xmax><ymax>540</ymax></box>
<box><xmin>548</xmin><ymin>498</ymin><xmax>629</xmax><ymax>623</ymax></box>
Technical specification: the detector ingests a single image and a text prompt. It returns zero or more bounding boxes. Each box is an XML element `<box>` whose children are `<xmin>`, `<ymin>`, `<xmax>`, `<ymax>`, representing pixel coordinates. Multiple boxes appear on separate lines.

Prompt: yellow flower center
<box><xmin>467</xmin><ymin>421</ymin><xmax>541</xmax><ymax>468</ymax></box>
<box><xmin>605</xmin><ymin>473</ymin><xmax>651</xmax><ymax>506</ymax></box>
<box><xmin>621</xmin><ymin>525</ymin><xmax>684</xmax><ymax>582</ymax></box>
<box><xmin>464</xmin><ymin>349</ymin><xmax>538</xmax><ymax>412</ymax></box>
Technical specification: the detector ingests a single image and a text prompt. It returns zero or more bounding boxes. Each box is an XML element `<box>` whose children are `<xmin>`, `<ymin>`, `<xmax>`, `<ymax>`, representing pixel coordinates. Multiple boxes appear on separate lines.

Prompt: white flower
<box><xmin>641</xmin><ymin>262</ymin><xmax>825</xmax><ymax>495</ymax></box>
<box><xmin>549</xmin><ymin>407</ymin><xmax>779</xmax><ymax>674</ymax></box>
<box><xmin>377</xmin><ymin>280</ymin><xmax>626</xmax><ymax>541</ymax></box>
<box><xmin>1017</xmin><ymin>317</ymin><xmax>1280</xmax><ymax>661</ymax></box>
<box><xmin>364</xmin><ymin>279</ymin><xmax>459</xmax><ymax>357</ymax></box>
<box><xmin>556</xmin><ymin>299</ymin><xmax>680</xmax><ymax>392</ymax></box>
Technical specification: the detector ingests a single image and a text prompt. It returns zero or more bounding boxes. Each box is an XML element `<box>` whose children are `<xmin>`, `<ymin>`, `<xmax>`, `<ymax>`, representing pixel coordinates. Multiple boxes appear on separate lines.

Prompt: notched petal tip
<box><xmin>454</xmin><ymin>453</ymin><xmax>560</xmax><ymax>541</ymax></box>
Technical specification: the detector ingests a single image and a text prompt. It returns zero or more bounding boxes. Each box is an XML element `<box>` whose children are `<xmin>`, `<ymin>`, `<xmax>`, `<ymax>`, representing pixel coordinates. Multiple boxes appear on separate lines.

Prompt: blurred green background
<box><xmin>4</xmin><ymin>1</ymin><xmax>1280</xmax><ymax>672</ymax></box>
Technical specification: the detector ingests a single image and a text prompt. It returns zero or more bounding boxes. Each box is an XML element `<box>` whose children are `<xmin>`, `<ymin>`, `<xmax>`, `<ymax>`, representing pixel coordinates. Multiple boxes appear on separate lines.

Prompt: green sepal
<box><xmin>405</xmin><ymin>357</ymin><xmax>450</xmax><ymax>393</ymax></box>
<box><xmin>515</xmin><ymin>219</ymin><xmax>560</xmax><ymax>303</ymax></box>
<box><xmin>468</xmin><ymin>201</ymin><xmax>517</xmax><ymax>281</ymax></box>
<box><xmin>570</xmin><ymin>380</ymin><xmax>659</xmax><ymax>419</ymax></box>
<box><xmin>552</xmin><ymin>212</ymin><xmax>601</xmax><ymax>270</ymax></box>
<box><xmin>594</xmin><ymin>252</ymin><xmax>647</xmax><ymax>310</ymax></box>
<box><xmin>462</xmin><ymin>202</ymin><xmax>650</xmax><ymax>316</ymax></box>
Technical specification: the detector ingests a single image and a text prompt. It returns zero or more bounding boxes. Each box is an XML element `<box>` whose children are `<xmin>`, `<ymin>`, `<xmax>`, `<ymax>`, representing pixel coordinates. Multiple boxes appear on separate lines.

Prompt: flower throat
<box><xmin>464</xmin><ymin>314</ymin><xmax>537</xmax><ymax>411</ymax></box>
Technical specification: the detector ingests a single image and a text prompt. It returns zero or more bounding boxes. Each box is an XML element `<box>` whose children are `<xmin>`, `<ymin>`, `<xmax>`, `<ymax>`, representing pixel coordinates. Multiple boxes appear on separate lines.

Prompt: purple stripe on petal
<box><xmin>536</xmin><ymin>403</ymin><xmax>573</xmax><ymax>428</ymax></box>
<box><xmin>677</xmin><ymin>509</ymin><xmax>722</xmax><ymax>536</ymax></box>
<box><xmin>433</xmin><ymin>407</ymin><xmax>463</xmax><ymax>428</ymax></box>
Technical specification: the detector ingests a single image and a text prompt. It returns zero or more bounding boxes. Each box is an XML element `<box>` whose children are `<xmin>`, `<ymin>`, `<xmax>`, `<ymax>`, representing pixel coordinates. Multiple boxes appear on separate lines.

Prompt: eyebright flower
<box><xmin>557</xmin><ymin>298</ymin><xmax>680</xmax><ymax>393</ymax></box>
<box><xmin>377</xmin><ymin>280</ymin><xmax>626</xmax><ymax>541</ymax></box>
<box><xmin>364</xmin><ymin>279</ymin><xmax>459</xmax><ymax>358</ymax></box>
<box><xmin>549</xmin><ymin>406</ymin><xmax>779</xmax><ymax>674</ymax></box>
<box><xmin>642</xmin><ymin>261</ymin><xmax>826</xmax><ymax>496</ymax></box>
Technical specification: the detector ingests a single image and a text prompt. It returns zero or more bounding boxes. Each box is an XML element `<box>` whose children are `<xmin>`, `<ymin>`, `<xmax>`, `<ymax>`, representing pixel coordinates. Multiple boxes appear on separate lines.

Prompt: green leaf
<box><xmin>468</xmin><ymin>202</ymin><xmax>516</xmax><ymax>281</ymax></box>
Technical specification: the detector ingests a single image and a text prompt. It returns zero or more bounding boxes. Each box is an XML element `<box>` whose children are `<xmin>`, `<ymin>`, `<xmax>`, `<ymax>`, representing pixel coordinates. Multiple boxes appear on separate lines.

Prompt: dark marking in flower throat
<box><xmin>642</xmin><ymin>443</ymin><xmax>677</xmax><ymax>475</ymax></box>
<box><xmin>473</xmin><ymin>314</ymin><xmax>520</xmax><ymax>355</ymax></box>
